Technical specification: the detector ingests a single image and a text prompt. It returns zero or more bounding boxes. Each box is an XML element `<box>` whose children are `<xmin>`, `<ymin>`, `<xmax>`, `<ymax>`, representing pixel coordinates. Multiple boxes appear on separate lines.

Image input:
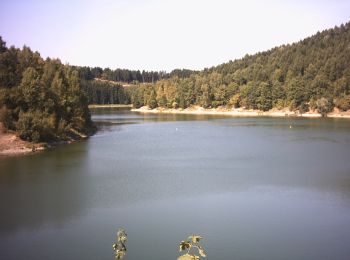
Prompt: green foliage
<box><xmin>178</xmin><ymin>235</ymin><xmax>206</xmax><ymax>260</ymax></box>
<box><xmin>0</xmin><ymin>105</ymin><xmax>15</xmax><ymax>129</ymax></box>
<box><xmin>0</xmin><ymin>39</ymin><xmax>94</xmax><ymax>143</ymax></box>
<box><xmin>316</xmin><ymin>97</ymin><xmax>333</xmax><ymax>117</ymax></box>
<box><xmin>335</xmin><ymin>95</ymin><xmax>350</xmax><ymax>111</ymax></box>
<box><xmin>112</xmin><ymin>228</ymin><xmax>127</xmax><ymax>260</ymax></box>
<box><xmin>147</xmin><ymin>89</ymin><xmax>158</xmax><ymax>109</ymax></box>
<box><xmin>81</xmin><ymin>80</ymin><xmax>130</xmax><ymax>105</ymax></box>
<box><xmin>17</xmin><ymin>110</ymin><xmax>56</xmax><ymax>142</ymax></box>
<box><xmin>0</xmin><ymin>37</ymin><xmax>6</xmax><ymax>53</ymax></box>
<box><xmin>76</xmin><ymin>66</ymin><xmax>196</xmax><ymax>84</ymax></box>
<box><xmin>74</xmin><ymin>67</ymin><xmax>196</xmax><ymax>107</ymax></box>
<box><xmin>78</xmin><ymin>67</ymin><xmax>165</xmax><ymax>83</ymax></box>
<box><xmin>20</xmin><ymin>67</ymin><xmax>43</xmax><ymax>109</ymax></box>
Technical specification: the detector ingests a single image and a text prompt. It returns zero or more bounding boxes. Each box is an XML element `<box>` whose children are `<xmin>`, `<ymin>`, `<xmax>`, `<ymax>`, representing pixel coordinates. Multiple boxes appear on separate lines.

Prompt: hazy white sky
<box><xmin>0</xmin><ymin>0</ymin><xmax>349</xmax><ymax>71</ymax></box>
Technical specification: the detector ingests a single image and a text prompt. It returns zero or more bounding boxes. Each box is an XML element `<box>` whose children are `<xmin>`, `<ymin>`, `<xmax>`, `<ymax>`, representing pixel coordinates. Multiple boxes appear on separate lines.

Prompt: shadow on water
<box><xmin>0</xmin><ymin>141</ymin><xmax>90</xmax><ymax>233</ymax></box>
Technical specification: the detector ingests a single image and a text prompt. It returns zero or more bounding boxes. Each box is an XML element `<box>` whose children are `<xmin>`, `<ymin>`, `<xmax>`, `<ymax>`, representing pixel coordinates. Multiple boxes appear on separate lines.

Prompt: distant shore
<box><xmin>132</xmin><ymin>106</ymin><xmax>350</xmax><ymax>118</ymax></box>
<box><xmin>89</xmin><ymin>104</ymin><xmax>133</xmax><ymax>108</ymax></box>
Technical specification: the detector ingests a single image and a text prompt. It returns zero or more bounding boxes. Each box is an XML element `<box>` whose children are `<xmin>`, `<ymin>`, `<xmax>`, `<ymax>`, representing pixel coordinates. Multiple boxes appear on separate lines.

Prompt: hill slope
<box><xmin>129</xmin><ymin>22</ymin><xmax>350</xmax><ymax>114</ymax></box>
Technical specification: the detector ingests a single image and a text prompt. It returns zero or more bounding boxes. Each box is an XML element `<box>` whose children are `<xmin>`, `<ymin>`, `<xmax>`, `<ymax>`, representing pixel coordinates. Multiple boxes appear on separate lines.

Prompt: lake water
<box><xmin>1</xmin><ymin>108</ymin><xmax>350</xmax><ymax>260</ymax></box>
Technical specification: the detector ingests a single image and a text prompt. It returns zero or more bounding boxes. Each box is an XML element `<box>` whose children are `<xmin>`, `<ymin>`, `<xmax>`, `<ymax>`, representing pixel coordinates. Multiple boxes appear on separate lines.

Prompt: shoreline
<box><xmin>131</xmin><ymin>106</ymin><xmax>350</xmax><ymax>118</ymax></box>
<box><xmin>0</xmin><ymin>123</ymin><xmax>91</xmax><ymax>157</ymax></box>
<box><xmin>0</xmin><ymin>126</ymin><xmax>45</xmax><ymax>157</ymax></box>
<box><xmin>89</xmin><ymin>104</ymin><xmax>133</xmax><ymax>108</ymax></box>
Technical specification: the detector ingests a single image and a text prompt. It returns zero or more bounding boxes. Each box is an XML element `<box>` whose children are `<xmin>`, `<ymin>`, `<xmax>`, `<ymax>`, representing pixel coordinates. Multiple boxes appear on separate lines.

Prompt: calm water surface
<box><xmin>1</xmin><ymin>108</ymin><xmax>350</xmax><ymax>259</ymax></box>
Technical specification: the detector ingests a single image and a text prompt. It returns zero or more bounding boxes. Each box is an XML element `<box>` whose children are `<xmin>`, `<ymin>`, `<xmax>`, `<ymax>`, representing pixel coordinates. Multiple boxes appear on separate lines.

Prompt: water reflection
<box><xmin>0</xmin><ymin>142</ymin><xmax>90</xmax><ymax>233</ymax></box>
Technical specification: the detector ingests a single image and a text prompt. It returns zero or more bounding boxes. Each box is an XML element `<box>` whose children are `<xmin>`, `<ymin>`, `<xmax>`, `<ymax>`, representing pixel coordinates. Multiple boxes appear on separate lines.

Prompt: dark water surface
<box><xmin>1</xmin><ymin>108</ymin><xmax>350</xmax><ymax>259</ymax></box>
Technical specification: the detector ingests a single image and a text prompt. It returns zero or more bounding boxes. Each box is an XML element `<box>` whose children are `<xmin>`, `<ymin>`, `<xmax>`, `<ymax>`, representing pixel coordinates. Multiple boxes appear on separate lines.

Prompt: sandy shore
<box><xmin>131</xmin><ymin>106</ymin><xmax>350</xmax><ymax>118</ymax></box>
<box><xmin>0</xmin><ymin>124</ymin><xmax>45</xmax><ymax>156</ymax></box>
<box><xmin>0</xmin><ymin>124</ymin><xmax>90</xmax><ymax>157</ymax></box>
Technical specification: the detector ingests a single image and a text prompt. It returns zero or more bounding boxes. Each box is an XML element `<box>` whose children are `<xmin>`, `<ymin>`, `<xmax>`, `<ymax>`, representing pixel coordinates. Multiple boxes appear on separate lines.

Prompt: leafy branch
<box><xmin>178</xmin><ymin>235</ymin><xmax>206</xmax><ymax>260</ymax></box>
<box><xmin>112</xmin><ymin>228</ymin><xmax>127</xmax><ymax>259</ymax></box>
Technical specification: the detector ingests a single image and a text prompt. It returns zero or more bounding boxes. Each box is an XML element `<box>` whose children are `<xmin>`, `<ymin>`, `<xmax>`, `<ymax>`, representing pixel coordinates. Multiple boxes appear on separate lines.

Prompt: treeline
<box><xmin>76</xmin><ymin>66</ymin><xmax>166</xmax><ymax>83</ymax></box>
<box><xmin>129</xmin><ymin>22</ymin><xmax>350</xmax><ymax>114</ymax></box>
<box><xmin>76</xmin><ymin>66</ymin><xmax>196</xmax><ymax>105</ymax></box>
<box><xmin>76</xmin><ymin>66</ymin><xmax>196</xmax><ymax>83</ymax></box>
<box><xmin>81</xmin><ymin>80</ymin><xmax>130</xmax><ymax>105</ymax></box>
<box><xmin>0</xmin><ymin>37</ymin><xmax>94</xmax><ymax>142</ymax></box>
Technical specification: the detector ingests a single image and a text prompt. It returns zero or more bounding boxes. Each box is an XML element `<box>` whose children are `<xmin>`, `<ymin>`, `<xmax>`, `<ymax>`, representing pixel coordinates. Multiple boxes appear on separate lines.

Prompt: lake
<box><xmin>1</xmin><ymin>108</ymin><xmax>350</xmax><ymax>260</ymax></box>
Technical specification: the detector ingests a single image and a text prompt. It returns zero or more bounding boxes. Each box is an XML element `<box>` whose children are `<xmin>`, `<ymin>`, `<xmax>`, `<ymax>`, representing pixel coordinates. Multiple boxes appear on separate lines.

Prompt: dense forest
<box><xmin>76</xmin><ymin>66</ymin><xmax>195</xmax><ymax>83</ymax></box>
<box><xmin>76</xmin><ymin>66</ymin><xmax>167</xmax><ymax>83</ymax></box>
<box><xmin>81</xmin><ymin>80</ymin><xmax>130</xmax><ymax>105</ymax></box>
<box><xmin>77</xmin><ymin>67</ymin><xmax>195</xmax><ymax>105</ymax></box>
<box><xmin>74</xmin><ymin>23</ymin><xmax>350</xmax><ymax>112</ymax></box>
<box><xmin>0</xmin><ymin>37</ymin><xmax>95</xmax><ymax>142</ymax></box>
<box><xmin>129</xmin><ymin>22</ymin><xmax>350</xmax><ymax>114</ymax></box>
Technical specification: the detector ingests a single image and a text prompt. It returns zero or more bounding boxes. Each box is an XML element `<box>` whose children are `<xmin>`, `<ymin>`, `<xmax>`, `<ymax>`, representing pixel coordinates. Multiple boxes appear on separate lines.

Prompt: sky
<box><xmin>0</xmin><ymin>0</ymin><xmax>349</xmax><ymax>72</ymax></box>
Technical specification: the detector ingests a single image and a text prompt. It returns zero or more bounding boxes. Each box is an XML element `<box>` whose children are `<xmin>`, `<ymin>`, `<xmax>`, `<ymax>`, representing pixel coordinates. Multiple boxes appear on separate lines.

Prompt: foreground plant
<box><xmin>178</xmin><ymin>235</ymin><xmax>206</xmax><ymax>260</ymax></box>
<box><xmin>112</xmin><ymin>228</ymin><xmax>127</xmax><ymax>259</ymax></box>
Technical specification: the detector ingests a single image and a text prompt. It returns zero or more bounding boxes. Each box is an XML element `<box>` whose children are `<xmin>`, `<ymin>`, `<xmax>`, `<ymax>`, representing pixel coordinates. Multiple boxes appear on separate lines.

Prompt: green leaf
<box><xmin>117</xmin><ymin>228</ymin><xmax>127</xmax><ymax>243</ymax></box>
<box><xmin>188</xmin><ymin>235</ymin><xmax>203</xmax><ymax>243</ymax></box>
<box><xmin>179</xmin><ymin>241</ymin><xmax>191</xmax><ymax>251</ymax></box>
<box><xmin>115</xmin><ymin>249</ymin><xmax>126</xmax><ymax>259</ymax></box>
<box><xmin>114</xmin><ymin>228</ymin><xmax>127</xmax><ymax>259</ymax></box>
<box><xmin>118</xmin><ymin>235</ymin><xmax>127</xmax><ymax>243</ymax></box>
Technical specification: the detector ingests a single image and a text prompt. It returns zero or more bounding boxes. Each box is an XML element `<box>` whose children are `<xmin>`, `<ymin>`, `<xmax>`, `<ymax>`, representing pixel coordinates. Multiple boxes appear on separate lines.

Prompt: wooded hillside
<box><xmin>0</xmin><ymin>38</ymin><xmax>95</xmax><ymax>142</ymax></box>
<box><xmin>129</xmin><ymin>22</ymin><xmax>350</xmax><ymax>113</ymax></box>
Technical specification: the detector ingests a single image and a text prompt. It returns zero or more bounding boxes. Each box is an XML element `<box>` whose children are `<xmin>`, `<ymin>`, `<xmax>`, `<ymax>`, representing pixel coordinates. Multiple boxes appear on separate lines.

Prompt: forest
<box><xmin>127</xmin><ymin>22</ymin><xmax>350</xmax><ymax>113</ymax></box>
<box><xmin>0</xmin><ymin>37</ymin><xmax>95</xmax><ymax>142</ymax></box>
<box><xmin>77</xmin><ymin>67</ymin><xmax>195</xmax><ymax>106</ymax></box>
